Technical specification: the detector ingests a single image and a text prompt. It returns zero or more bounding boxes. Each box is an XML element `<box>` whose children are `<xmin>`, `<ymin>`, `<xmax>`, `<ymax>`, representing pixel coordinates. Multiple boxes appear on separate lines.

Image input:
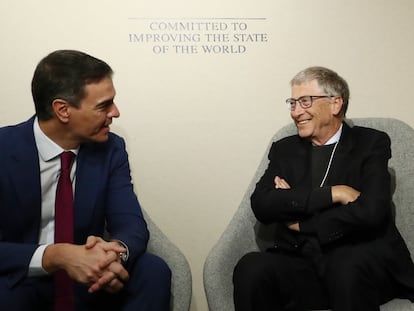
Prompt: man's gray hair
<box><xmin>291</xmin><ymin>66</ymin><xmax>350</xmax><ymax>117</ymax></box>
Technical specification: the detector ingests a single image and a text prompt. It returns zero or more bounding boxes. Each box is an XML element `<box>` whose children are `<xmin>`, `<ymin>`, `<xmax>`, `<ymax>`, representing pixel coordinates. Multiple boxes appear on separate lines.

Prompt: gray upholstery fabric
<box><xmin>143</xmin><ymin>209</ymin><xmax>192</xmax><ymax>311</ymax></box>
<box><xmin>203</xmin><ymin>118</ymin><xmax>414</xmax><ymax>311</ymax></box>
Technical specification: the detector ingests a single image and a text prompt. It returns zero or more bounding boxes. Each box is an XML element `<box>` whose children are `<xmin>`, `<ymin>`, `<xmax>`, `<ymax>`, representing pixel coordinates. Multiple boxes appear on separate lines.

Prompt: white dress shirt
<box><xmin>29</xmin><ymin>118</ymin><xmax>78</xmax><ymax>276</ymax></box>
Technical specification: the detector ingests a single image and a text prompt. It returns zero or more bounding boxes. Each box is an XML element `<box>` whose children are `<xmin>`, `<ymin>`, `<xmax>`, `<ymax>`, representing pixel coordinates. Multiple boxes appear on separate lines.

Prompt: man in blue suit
<box><xmin>0</xmin><ymin>50</ymin><xmax>171</xmax><ymax>310</ymax></box>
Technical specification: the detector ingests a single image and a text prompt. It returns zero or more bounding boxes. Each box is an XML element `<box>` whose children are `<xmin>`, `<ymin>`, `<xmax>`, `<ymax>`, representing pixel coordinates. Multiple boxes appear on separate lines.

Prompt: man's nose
<box><xmin>108</xmin><ymin>103</ymin><xmax>120</xmax><ymax>118</ymax></box>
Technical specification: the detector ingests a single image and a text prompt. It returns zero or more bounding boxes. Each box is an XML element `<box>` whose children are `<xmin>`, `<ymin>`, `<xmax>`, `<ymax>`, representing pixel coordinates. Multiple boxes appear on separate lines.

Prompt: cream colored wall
<box><xmin>1</xmin><ymin>1</ymin><xmax>414</xmax><ymax>310</ymax></box>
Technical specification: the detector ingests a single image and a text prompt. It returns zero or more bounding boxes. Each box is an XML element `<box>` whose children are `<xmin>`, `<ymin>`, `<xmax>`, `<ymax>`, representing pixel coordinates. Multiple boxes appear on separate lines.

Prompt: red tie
<box><xmin>54</xmin><ymin>151</ymin><xmax>75</xmax><ymax>311</ymax></box>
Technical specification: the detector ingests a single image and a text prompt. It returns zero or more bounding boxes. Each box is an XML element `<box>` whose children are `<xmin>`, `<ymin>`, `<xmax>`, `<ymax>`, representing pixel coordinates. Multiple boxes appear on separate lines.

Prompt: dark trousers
<box><xmin>0</xmin><ymin>253</ymin><xmax>171</xmax><ymax>311</ymax></box>
<box><xmin>233</xmin><ymin>244</ymin><xmax>397</xmax><ymax>311</ymax></box>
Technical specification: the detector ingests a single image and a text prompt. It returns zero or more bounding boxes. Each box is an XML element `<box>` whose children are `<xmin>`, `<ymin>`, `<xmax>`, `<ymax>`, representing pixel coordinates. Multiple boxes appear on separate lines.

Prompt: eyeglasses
<box><xmin>285</xmin><ymin>95</ymin><xmax>334</xmax><ymax>111</ymax></box>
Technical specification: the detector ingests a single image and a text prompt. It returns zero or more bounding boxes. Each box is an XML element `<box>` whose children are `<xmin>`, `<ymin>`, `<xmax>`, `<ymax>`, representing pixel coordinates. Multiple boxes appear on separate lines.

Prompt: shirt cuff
<box><xmin>28</xmin><ymin>245</ymin><xmax>49</xmax><ymax>277</ymax></box>
<box><xmin>112</xmin><ymin>239</ymin><xmax>130</xmax><ymax>262</ymax></box>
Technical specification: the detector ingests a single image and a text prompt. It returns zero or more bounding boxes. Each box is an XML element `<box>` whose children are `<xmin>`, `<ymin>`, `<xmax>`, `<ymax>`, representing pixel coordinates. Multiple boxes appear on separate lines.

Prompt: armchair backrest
<box><xmin>204</xmin><ymin>117</ymin><xmax>414</xmax><ymax>311</ymax></box>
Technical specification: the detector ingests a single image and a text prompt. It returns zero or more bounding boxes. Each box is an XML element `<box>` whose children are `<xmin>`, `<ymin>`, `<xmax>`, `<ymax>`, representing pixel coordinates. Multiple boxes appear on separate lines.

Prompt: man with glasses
<box><xmin>233</xmin><ymin>66</ymin><xmax>414</xmax><ymax>310</ymax></box>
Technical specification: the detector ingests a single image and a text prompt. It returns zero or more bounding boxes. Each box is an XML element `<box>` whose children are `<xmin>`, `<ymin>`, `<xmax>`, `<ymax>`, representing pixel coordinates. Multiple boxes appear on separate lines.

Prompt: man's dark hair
<box><xmin>31</xmin><ymin>50</ymin><xmax>113</xmax><ymax>121</ymax></box>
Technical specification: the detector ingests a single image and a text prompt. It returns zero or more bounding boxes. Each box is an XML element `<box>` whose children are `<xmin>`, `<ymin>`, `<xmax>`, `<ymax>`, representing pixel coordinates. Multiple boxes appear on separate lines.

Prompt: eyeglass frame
<box><xmin>285</xmin><ymin>95</ymin><xmax>336</xmax><ymax>111</ymax></box>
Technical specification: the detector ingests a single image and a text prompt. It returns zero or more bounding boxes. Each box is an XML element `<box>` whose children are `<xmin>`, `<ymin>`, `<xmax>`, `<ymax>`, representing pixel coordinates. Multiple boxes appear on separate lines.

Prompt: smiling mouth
<box><xmin>296</xmin><ymin>119</ymin><xmax>310</xmax><ymax>126</ymax></box>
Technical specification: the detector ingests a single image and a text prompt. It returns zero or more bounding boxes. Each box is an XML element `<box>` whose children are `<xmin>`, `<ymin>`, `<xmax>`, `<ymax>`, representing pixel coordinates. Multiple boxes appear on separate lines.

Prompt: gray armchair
<box><xmin>203</xmin><ymin>118</ymin><xmax>414</xmax><ymax>311</ymax></box>
<box><xmin>144</xmin><ymin>210</ymin><xmax>192</xmax><ymax>311</ymax></box>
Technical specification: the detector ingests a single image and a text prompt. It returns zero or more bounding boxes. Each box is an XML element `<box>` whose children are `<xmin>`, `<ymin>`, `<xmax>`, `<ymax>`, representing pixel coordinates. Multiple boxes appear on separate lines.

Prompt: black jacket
<box><xmin>251</xmin><ymin>122</ymin><xmax>414</xmax><ymax>299</ymax></box>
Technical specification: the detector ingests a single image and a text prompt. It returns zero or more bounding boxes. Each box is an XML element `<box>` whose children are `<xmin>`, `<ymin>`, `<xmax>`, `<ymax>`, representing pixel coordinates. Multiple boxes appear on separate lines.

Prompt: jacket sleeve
<box><xmin>103</xmin><ymin>136</ymin><xmax>149</xmax><ymax>264</ymax></box>
<box><xmin>0</xmin><ymin>120</ymin><xmax>45</xmax><ymax>287</ymax></box>
<box><xmin>251</xmin><ymin>138</ymin><xmax>332</xmax><ymax>224</ymax></box>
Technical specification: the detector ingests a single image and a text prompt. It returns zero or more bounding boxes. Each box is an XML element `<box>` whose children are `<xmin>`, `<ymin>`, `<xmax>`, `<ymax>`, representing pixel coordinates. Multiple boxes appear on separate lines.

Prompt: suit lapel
<box><xmin>73</xmin><ymin>144</ymin><xmax>102</xmax><ymax>237</ymax></box>
<box><xmin>324</xmin><ymin>122</ymin><xmax>355</xmax><ymax>186</ymax></box>
<box><xmin>293</xmin><ymin>138</ymin><xmax>313</xmax><ymax>188</ymax></box>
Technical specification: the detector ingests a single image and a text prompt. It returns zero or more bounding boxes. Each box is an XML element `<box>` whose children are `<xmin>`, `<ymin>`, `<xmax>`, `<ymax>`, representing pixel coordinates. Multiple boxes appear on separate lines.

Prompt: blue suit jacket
<box><xmin>0</xmin><ymin>117</ymin><xmax>149</xmax><ymax>287</ymax></box>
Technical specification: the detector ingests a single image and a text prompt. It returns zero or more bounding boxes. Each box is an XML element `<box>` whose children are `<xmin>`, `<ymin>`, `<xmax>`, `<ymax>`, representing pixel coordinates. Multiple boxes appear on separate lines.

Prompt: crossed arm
<box><xmin>274</xmin><ymin>176</ymin><xmax>361</xmax><ymax>231</ymax></box>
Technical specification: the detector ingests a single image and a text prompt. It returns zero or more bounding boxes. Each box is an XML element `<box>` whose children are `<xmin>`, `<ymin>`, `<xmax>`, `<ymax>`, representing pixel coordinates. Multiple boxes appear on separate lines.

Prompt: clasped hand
<box><xmin>43</xmin><ymin>236</ymin><xmax>129</xmax><ymax>294</ymax></box>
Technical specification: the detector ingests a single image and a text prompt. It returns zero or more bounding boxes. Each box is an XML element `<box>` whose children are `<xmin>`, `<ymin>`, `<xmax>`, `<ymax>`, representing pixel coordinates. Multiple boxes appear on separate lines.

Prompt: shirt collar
<box><xmin>33</xmin><ymin>117</ymin><xmax>79</xmax><ymax>161</ymax></box>
<box><xmin>324</xmin><ymin>123</ymin><xmax>343</xmax><ymax>145</ymax></box>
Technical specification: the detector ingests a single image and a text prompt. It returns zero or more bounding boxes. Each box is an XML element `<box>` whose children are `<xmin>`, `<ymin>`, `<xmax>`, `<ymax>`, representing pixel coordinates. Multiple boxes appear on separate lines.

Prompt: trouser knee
<box><xmin>129</xmin><ymin>253</ymin><xmax>172</xmax><ymax>293</ymax></box>
<box><xmin>233</xmin><ymin>252</ymin><xmax>267</xmax><ymax>286</ymax></box>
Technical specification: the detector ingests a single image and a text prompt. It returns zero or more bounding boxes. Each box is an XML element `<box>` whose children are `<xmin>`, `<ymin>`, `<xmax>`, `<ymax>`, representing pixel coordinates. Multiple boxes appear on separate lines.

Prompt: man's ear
<box><xmin>331</xmin><ymin>96</ymin><xmax>344</xmax><ymax>116</ymax></box>
<box><xmin>52</xmin><ymin>99</ymin><xmax>70</xmax><ymax>123</ymax></box>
